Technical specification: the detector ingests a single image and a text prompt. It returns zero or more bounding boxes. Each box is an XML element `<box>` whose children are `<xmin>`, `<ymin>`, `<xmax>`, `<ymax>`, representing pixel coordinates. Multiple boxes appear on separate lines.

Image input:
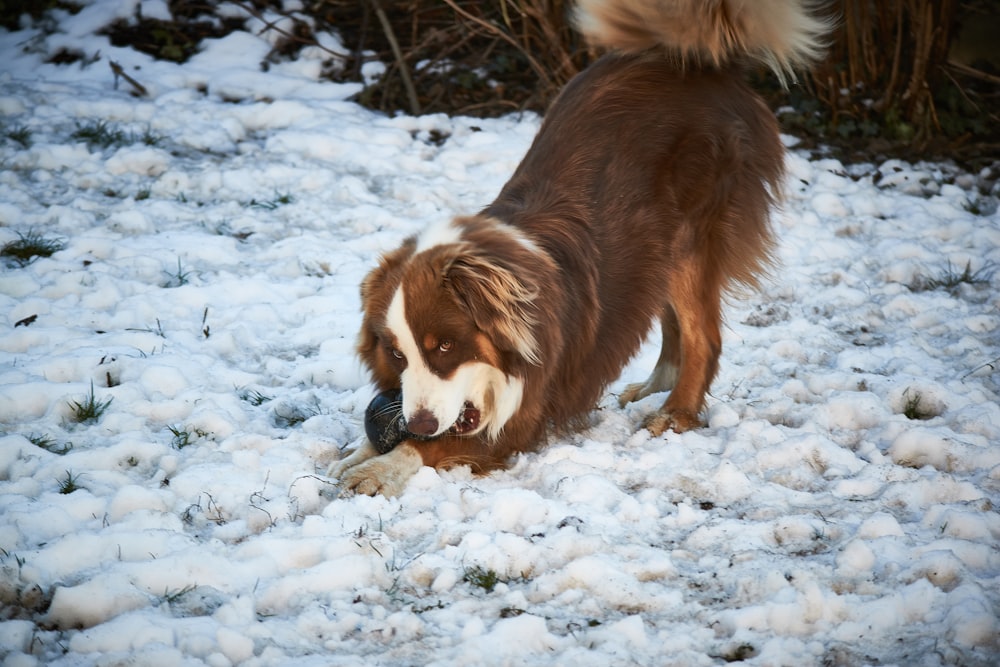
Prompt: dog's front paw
<box><xmin>327</xmin><ymin>438</ymin><xmax>379</xmax><ymax>480</ymax></box>
<box><xmin>336</xmin><ymin>443</ymin><xmax>423</xmax><ymax>498</ymax></box>
<box><xmin>644</xmin><ymin>409</ymin><xmax>702</xmax><ymax>435</ymax></box>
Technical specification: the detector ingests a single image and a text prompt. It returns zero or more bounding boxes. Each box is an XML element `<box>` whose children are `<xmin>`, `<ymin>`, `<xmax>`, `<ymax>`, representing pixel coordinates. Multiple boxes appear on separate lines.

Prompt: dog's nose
<box><xmin>406</xmin><ymin>409</ymin><xmax>438</xmax><ymax>436</ymax></box>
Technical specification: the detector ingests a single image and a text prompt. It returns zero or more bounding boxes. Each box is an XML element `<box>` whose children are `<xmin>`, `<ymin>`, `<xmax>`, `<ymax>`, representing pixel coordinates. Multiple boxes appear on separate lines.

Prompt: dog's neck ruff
<box><xmin>416</xmin><ymin>216</ymin><xmax>549</xmax><ymax>262</ymax></box>
<box><xmin>415</xmin><ymin>218</ymin><xmax>464</xmax><ymax>253</ymax></box>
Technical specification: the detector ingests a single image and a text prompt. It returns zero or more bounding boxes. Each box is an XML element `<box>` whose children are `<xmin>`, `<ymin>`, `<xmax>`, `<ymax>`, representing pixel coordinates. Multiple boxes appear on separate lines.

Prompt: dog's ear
<box><xmin>357</xmin><ymin>239</ymin><xmax>415</xmax><ymax>368</ymax></box>
<box><xmin>359</xmin><ymin>239</ymin><xmax>414</xmax><ymax>305</ymax></box>
<box><xmin>445</xmin><ymin>248</ymin><xmax>541</xmax><ymax>365</ymax></box>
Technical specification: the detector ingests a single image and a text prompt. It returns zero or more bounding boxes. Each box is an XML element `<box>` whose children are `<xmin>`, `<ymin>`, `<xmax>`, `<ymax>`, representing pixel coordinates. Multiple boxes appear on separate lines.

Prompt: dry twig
<box><xmin>109</xmin><ymin>60</ymin><xmax>148</xmax><ymax>97</ymax></box>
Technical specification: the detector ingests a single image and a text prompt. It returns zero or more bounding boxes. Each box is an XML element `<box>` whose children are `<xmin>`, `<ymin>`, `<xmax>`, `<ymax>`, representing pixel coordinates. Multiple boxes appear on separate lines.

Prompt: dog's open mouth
<box><xmin>448</xmin><ymin>402</ymin><xmax>481</xmax><ymax>435</ymax></box>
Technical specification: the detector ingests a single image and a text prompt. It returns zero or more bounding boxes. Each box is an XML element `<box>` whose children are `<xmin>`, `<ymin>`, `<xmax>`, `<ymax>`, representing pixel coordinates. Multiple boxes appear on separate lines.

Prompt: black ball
<box><xmin>364</xmin><ymin>389</ymin><xmax>409</xmax><ymax>454</ymax></box>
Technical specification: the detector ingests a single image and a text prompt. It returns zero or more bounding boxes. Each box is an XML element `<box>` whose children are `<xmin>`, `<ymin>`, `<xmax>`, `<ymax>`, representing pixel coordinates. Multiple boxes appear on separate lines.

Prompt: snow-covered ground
<box><xmin>1</xmin><ymin>2</ymin><xmax>999</xmax><ymax>665</ymax></box>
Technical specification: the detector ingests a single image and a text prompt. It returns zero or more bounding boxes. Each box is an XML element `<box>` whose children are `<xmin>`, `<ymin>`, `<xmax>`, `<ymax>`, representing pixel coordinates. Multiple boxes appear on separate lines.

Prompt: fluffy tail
<box><xmin>574</xmin><ymin>0</ymin><xmax>831</xmax><ymax>82</ymax></box>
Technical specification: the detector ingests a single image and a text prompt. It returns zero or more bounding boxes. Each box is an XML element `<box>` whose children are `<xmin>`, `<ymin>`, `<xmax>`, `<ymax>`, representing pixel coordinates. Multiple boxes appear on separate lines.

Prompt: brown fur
<box><xmin>343</xmin><ymin>0</ymin><xmax>828</xmax><ymax>490</ymax></box>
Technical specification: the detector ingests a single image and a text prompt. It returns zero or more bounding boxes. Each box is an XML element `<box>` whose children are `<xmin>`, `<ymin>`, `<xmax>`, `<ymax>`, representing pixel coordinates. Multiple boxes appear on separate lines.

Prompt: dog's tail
<box><xmin>574</xmin><ymin>0</ymin><xmax>831</xmax><ymax>82</ymax></box>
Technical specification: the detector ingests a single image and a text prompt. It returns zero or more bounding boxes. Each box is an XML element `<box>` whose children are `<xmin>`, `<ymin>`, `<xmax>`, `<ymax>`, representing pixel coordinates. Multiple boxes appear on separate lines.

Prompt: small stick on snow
<box><xmin>109</xmin><ymin>61</ymin><xmax>148</xmax><ymax>97</ymax></box>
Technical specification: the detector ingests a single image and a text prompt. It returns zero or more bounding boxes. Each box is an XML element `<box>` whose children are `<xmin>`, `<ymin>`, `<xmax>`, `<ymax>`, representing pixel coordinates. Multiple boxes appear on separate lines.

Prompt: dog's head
<box><xmin>357</xmin><ymin>217</ymin><xmax>547</xmax><ymax>440</ymax></box>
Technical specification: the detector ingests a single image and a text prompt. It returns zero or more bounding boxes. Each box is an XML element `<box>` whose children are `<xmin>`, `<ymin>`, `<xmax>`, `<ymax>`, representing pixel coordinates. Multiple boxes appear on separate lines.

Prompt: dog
<box><xmin>330</xmin><ymin>0</ymin><xmax>829</xmax><ymax>496</ymax></box>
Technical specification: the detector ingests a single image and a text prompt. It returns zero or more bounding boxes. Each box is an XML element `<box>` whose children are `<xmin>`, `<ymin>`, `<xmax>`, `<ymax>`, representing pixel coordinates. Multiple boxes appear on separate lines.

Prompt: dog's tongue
<box><xmin>450</xmin><ymin>402</ymin><xmax>481</xmax><ymax>434</ymax></box>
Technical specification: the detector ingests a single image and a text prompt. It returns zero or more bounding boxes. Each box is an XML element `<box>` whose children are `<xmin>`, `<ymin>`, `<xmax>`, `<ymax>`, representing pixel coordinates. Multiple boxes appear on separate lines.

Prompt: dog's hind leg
<box><xmin>619</xmin><ymin>306</ymin><xmax>680</xmax><ymax>407</ymax></box>
<box><xmin>644</xmin><ymin>257</ymin><xmax>722</xmax><ymax>434</ymax></box>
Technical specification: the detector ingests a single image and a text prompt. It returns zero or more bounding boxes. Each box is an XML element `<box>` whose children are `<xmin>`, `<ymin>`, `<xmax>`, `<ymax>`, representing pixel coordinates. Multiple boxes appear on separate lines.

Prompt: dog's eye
<box><xmin>438</xmin><ymin>340</ymin><xmax>453</xmax><ymax>353</ymax></box>
<box><xmin>390</xmin><ymin>348</ymin><xmax>404</xmax><ymax>360</ymax></box>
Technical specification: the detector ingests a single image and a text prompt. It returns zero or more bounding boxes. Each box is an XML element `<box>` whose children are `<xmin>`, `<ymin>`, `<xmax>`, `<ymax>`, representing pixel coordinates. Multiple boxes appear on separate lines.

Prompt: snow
<box><xmin>1</xmin><ymin>1</ymin><xmax>999</xmax><ymax>665</ymax></box>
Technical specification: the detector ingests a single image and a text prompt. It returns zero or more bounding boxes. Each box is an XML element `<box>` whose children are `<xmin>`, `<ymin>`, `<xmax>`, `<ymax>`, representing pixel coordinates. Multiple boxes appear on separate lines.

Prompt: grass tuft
<box><xmin>71</xmin><ymin>119</ymin><xmax>126</xmax><ymax>148</ymax></box>
<box><xmin>28</xmin><ymin>433</ymin><xmax>72</xmax><ymax>455</ymax></box>
<box><xmin>162</xmin><ymin>258</ymin><xmax>192</xmax><ymax>288</ymax></box>
<box><xmin>162</xmin><ymin>584</ymin><xmax>197</xmax><ymax>603</ymax></box>
<box><xmin>909</xmin><ymin>261</ymin><xmax>995</xmax><ymax>294</ymax></box>
<box><xmin>240</xmin><ymin>388</ymin><xmax>273</xmax><ymax>406</ymax></box>
<box><xmin>463</xmin><ymin>566</ymin><xmax>500</xmax><ymax>593</ymax></box>
<box><xmin>126</xmin><ymin>319</ymin><xmax>166</xmax><ymax>338</ymax></box>
<box><xmin>69</xmin><ymin>381</ymin><xmax>113</xmax><ymax>424</ymax></box>
<box><xmin>248</xmin><ymin>192</ymin><xmax>294</xmax><ymax>210</ymax></box>
<box><xmin>167</xmin><ymin>425</ymin><xmax>207</xmax><ymax>449</ymax></box>
<box><xmin>273</xmin><ymin>403</ymin><xmax>321</xmax><ymax>428</ymax></box>
<box><xmin>138</xmin><ymin>126</ymin><xmax>163</xmax><ymax>146</ymax></box>
<box><xmin>70</xmin><ymin>120</ymin><xmax>161</xmax><ymax>149</ymax></box>
<box><xmin>1</xmin><ymin>230</ymin><xmax>66</xmax><ymax>267</ymax></box>
<box><xmin>901</xmin><ymin>388</ymin><xmax>937</xmax><ymax>421</ymax></box>
<box><xmin>902</xmin><ymin>392</ymin><xmax>923</xmax><ymax>420</ymax></box>
<box><xmin>4</xmin><ymin>124</ymin><xmax>32</xmax><ymax>147</ymax></box>
<box><xmin>58</xmin><ymin>470</ymin><xmax>84</xmax><ymax>494</ymax></box>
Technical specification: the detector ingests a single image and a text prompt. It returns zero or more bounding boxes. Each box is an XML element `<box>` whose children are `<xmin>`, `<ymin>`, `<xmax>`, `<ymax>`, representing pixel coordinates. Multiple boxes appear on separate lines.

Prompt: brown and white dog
<box><xmin>330</xmin><ymin>0</ymin><xmax>829</xmax><ymax>496</ymax></box>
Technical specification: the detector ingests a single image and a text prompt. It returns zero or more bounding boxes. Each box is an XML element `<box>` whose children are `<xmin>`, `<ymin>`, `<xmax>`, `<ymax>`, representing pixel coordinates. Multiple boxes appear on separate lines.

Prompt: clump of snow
<box><xmin>0</xmin><ymin>3</ymin><xmax>998</xmax><ymax>665</ymax></box>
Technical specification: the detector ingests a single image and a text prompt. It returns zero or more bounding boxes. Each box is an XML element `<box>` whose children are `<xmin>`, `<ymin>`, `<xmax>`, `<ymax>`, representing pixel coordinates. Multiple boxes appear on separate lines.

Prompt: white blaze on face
<box><xmin>386</xmin><ymin>285</ymin><xmax>523</xmax><ymax>439</ymax></box>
